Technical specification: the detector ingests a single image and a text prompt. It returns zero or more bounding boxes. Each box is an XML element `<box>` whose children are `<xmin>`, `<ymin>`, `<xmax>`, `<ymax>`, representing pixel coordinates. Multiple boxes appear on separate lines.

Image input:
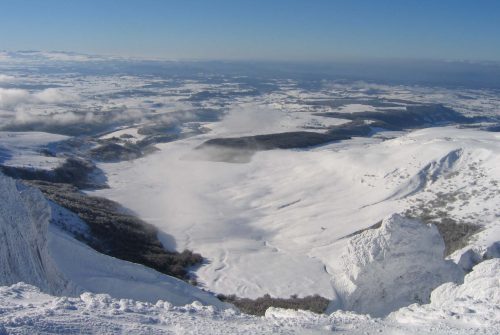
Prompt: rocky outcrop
<box><xmin>333</xmin><ymin>214</ymin><xmax>464</xmax><ymax>317</ymax></box>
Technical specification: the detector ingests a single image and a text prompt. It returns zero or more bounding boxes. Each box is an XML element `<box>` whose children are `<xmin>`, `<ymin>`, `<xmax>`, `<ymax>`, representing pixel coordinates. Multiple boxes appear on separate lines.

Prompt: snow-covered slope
<box><xmin>92</xmin><ymin>126</ymin><xmax>500</xmax><ymax>302</ymax></box>
<box><xmin>0</xmin><ymin>172</ymin><xmax>224</xmax><ymax>307</ymax></box>
<box><xmin>0</xmin><ymin>132</ymin><xmax>67</xmax><ymax>170</ymax></box>
<box><xmin>0</xmin><ymin>259</ymin><xmax>498</xmax><ymax>334</ymax></box>
<box><xmin>0</xmin><ymin>173</ymin><xmax>67</xmax><ymax>293</ymax></box>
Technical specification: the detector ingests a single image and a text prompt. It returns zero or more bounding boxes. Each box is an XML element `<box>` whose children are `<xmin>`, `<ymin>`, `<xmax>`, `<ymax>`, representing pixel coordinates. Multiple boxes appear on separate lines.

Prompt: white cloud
<box><xmin>0</xmin><ymin>87</ymin><xmax>75</xmax><ymax>110</ymax></box>
<box><xmin>13</xmin><ymin>106</ymin><xmax>83</xmax><ymax>126</ymax></box>
<box><xmin>0</xmin><ymin>74</ymin><xmax>16</xmax><ymax>82</ymax></box>
<box><xmin>33</xmin><ymin>88</ymin><xmax>76</xmax><ymax>104</ymax></box>
<box><xmin>217</xmin><ymin>103</ymin><xmax>282</xmax><ymax>136</ymax></box>
<box><xmin>0</xmin><ymin>88</ymin><xmax>30</xmax><ymax>109</ymax></box>
<box><xmin>38</xmin><ymin>51</ymin><xmax>93</xmax><ymax>62</ymax></box>
<box><xmin>0</xmin><ymin>52</ymin><xmax>11</xmax><ymax>62</ymax></box>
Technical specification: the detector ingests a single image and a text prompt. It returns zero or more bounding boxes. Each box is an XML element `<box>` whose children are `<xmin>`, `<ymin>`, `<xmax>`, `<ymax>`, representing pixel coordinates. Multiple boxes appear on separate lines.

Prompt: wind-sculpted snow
<box><xmin>390</xmin><ymin>259</ymin><xmax>500</xmax><ymax>329</ymax></box>
<box><xmin>385</xmin><ymin>149</ymin><xmax>463</xmax><ymax>201</ymax></box>
<box><xmin>0</xmin><ymin>173</ymin><xmax>225</xmax><ymax>308</ymax></box>
<box><xmin>333</xmin><ymin>214</ymin><xmax>464</xmax><ymax>317</ymax></box>
<box><xmin>0</xmin><ymin>283</ymin><xmax>354</xmax><ymax>335</ymax></box>
<box><xmin>0</xmin><ymin>259</ymin><xmax>498</xmax><ymax>335</ymax></box>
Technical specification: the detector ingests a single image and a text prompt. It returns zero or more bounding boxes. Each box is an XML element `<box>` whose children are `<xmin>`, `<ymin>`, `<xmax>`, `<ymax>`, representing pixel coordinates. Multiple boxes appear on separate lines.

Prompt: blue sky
<box><xmin>1</xmin><ymin>0</ymin><xmax>499</xmax><ymax>61</ymax></box>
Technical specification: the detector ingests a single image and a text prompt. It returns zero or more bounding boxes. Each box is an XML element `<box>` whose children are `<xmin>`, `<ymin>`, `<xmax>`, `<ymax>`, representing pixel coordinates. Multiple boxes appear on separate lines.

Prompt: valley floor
<box><xmin>92</xmin><ymin>126</ymin><xmax>500</xmax><ymax>305</ymax></box>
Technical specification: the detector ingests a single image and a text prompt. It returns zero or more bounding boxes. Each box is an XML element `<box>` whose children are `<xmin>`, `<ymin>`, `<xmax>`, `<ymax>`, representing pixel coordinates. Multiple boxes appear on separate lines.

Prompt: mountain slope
<box><xmin>0</xmin><ymin>172</ymin><xmax>224</xmax><ymax>307</ymax></box>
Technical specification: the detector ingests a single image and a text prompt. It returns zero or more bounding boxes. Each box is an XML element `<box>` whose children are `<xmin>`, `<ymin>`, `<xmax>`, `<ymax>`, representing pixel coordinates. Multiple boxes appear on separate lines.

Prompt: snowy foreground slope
<box><xmin>0</xmin><ymin>173</ymin><xmax>224</xmax><ymax>307</ymax></box>
<box><xmin>0</xmin><ymin>259</ymin><xmax>498</xmax><ymax>335</ymax></box>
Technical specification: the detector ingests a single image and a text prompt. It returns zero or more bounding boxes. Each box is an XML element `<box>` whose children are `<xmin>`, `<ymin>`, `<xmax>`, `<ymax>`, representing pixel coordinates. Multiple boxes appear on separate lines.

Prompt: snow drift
<box><xmin>0</xmin><ymin>259</ymin><xmax>498</xmax><ymax>334</ymax></box>
<box><xmin>0</xmin><ymin>172</ymin><xmax>224</xmax><ymax>307</ymax></box>
<box><xmin>333</xmin><ymin>214</ymin><xmax>464</xmax><ymax>316</ymax></box>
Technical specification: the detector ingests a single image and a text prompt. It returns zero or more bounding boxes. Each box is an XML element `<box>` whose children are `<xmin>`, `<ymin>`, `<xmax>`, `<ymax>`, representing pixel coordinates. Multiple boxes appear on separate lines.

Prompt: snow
<box><xmin>390</xmin><ymin>259</ymin><xmax>500</xmax><ymax>330</ymax></box>
<box><xmin>99</xmin><ymin>126</ymin><xmax>146</xmax><ymax>143</ymax></box>
<box><xmin>0</xmin><ymin>132</ymin><xmax>67</xmax><ymax>170</ymax></box>
<box><xmin>204</xmin><ymin>102</ymin><xmax>350</xmax><ymax>137</ymax></box>
<box><xmin>1</xmin><ymin>65</ymin><xmax>499</xmax><ymax>332</ymax></box>
<box><xmin>331</xmin><ymin>214</ymin><xmax>463</xmax><ymax>317</ymax></box>
<box><xmin>0</xmin><ymin>259</ymin><xmax>498</xmax><ymax>334</ymax></box>
<box><xmin>0</xmin><ymin>172</ymin><xmax>225</xmax><ymax>308</ymax></box>
<box><xmin>335</xmin><ymin>103</ymin><xmax>378</xmax><ymax>113</ymax></box>
<box><xmin>0</xmin><ymin>175</ymin><xmax>67</xmax><ymax>293</ymax></box>
<box><xmin>92</xmin><ymin>126</ymin><xmax>500</xmax><ymax>302</ymax></box>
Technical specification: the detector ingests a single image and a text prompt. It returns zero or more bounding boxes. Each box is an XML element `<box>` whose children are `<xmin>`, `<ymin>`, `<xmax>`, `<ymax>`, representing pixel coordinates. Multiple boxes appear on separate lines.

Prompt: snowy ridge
<box><xmin>0</xmin><ymin>172</ymin><xmax>225</xmax><ymax>308</ymax></box>
<box><xmin>0</xmin><ymin>174</ymin><xmax>68</xmax><ymax>293</ymax></box>
<box><xmin>385</xmin><ymin>148</ymin><xmax>463</xmax><ymax>201</ymax></box>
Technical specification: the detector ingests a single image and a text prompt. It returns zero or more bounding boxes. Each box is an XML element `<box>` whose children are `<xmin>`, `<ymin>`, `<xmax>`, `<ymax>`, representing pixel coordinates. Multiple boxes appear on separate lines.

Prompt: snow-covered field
<box><xmin>1</xmin><ymin>54</ymin><xmax>499</xmax><ymax>333</ymax></box>
<box><xmin>0</xmin><ymin>132</ymin><xmax>67</xmax><ymax>170</ymax></box>
<box><xmin>92</xmin><ymin>125</ymin><xmax>500</xmax><ymax>304</ymax></box>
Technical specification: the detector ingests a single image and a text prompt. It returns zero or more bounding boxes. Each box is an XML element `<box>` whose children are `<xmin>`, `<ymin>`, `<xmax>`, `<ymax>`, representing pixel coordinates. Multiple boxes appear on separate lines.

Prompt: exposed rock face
<box><xmin>334</xmin><ymin>214</ymin><xmax>464</xmax><ymax>317</ymax></box>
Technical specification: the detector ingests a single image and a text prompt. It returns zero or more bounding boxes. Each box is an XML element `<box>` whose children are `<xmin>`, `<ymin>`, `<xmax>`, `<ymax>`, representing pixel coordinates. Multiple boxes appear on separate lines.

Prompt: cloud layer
<box><xmin>0</xmin><ymin>88</ymin><xmax>75</xmax><ymax>109</ymax></box>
